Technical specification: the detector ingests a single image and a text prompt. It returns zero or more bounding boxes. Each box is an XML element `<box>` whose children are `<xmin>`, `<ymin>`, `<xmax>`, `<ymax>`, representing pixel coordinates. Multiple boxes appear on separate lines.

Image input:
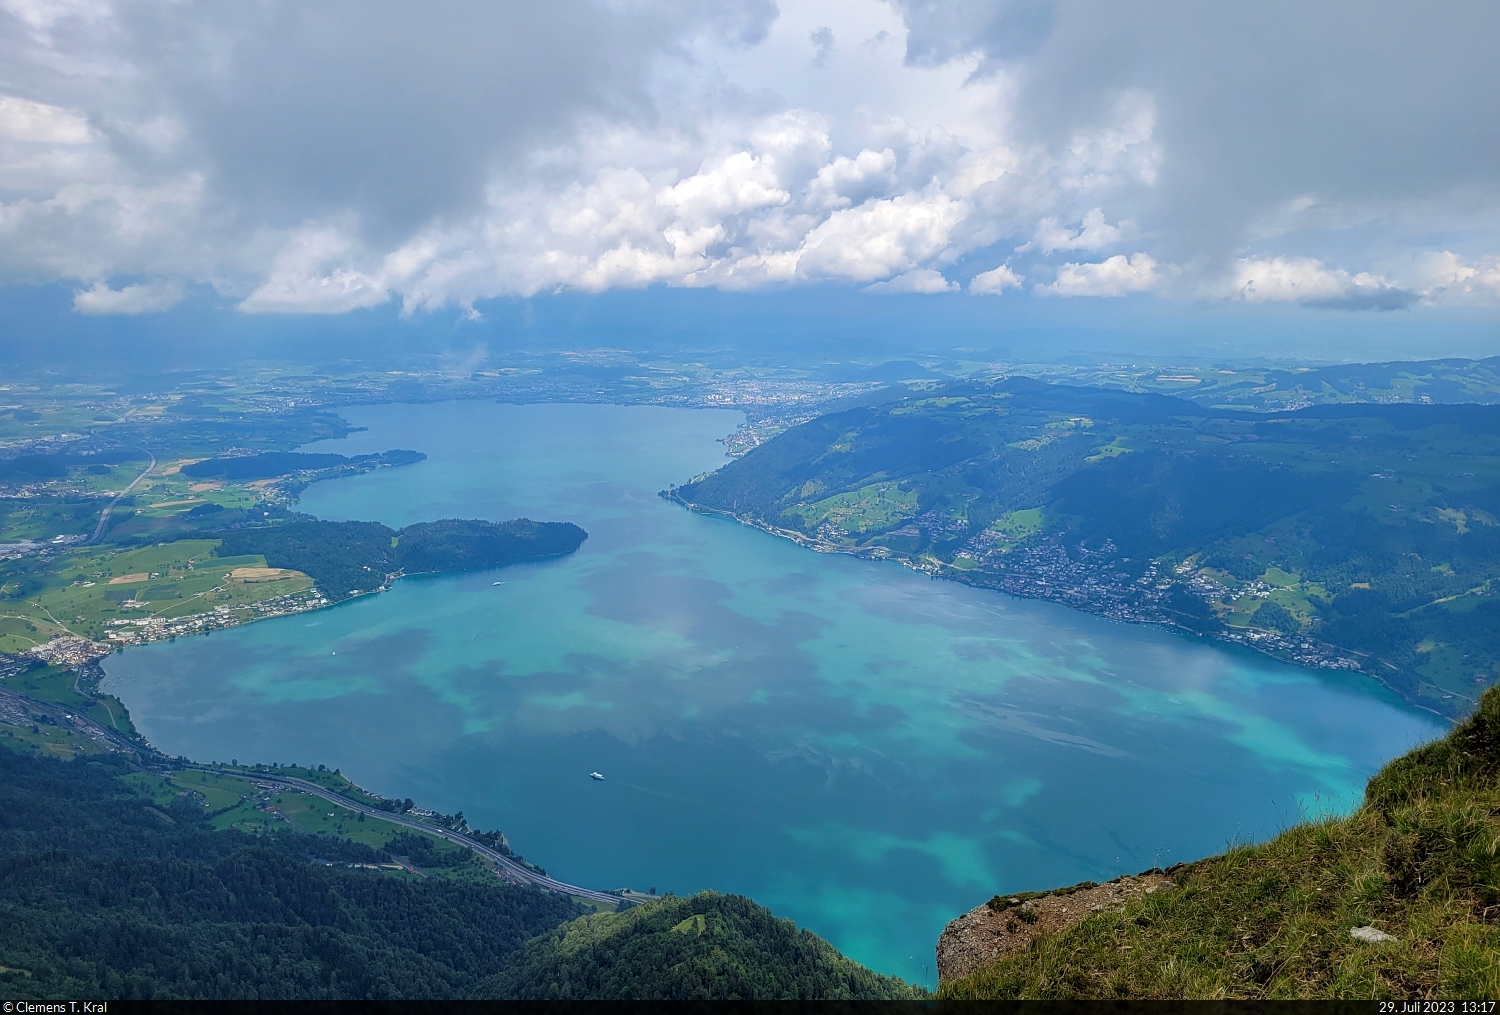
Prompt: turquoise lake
<box><xmin>102</xmin><ymin>400</ymin><xmax>1444</xmax><ymax>985</ymax></box>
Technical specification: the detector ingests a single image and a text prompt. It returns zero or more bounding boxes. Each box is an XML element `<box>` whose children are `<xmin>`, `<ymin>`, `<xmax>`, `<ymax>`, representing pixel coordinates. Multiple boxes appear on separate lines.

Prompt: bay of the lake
<box><xmin>102</xmin><ymin>401</ymin><xmax>1443</xmax><ymax>985</ymax></box>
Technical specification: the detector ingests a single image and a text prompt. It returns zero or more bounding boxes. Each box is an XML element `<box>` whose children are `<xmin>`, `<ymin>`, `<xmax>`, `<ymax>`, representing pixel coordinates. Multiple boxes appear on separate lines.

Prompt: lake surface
<box><xmin>103</xmin><ymin>401</ymin><xmax>1443</xmax><ymax>985</ymax></box>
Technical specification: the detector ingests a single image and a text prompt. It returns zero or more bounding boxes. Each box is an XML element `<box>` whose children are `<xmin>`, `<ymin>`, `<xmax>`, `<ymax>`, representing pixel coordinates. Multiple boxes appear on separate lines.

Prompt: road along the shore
<box><xmin>0</xmin><ymin>684</ymin><xmax>626</xmax><ymax>906</ymax></box>
<box><xmin>231</xmin><ymin>771</ymin><xmax>623</xmax><ymax>905</ymax></box>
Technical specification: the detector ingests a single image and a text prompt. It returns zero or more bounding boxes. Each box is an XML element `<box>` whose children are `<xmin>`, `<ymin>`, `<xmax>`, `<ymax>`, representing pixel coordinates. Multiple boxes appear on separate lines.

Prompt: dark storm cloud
<box><xmin>894</xmin><ymin>0</ymin><xmax>1500</xmax><ymax>261</ymax></box>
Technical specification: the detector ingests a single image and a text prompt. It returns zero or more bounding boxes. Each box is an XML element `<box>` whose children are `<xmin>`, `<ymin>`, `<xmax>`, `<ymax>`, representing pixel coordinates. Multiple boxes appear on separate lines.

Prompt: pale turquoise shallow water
<box><xmin>103</xmin><ymin>401</ymin><xmax>1443</xmax><ymax>985</ymax></box>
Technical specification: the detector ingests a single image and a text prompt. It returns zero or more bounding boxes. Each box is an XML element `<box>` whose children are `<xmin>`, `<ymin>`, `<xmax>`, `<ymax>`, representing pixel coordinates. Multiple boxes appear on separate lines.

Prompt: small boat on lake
<box><xmin>492</xmin><ymin>581</ymin><xmax>505</xmax><ymax>586</ymax></box>
<box><xmin>589</xmin><ymin>772</ymin><xmax>605</xmax><ymax>781</ymax></box>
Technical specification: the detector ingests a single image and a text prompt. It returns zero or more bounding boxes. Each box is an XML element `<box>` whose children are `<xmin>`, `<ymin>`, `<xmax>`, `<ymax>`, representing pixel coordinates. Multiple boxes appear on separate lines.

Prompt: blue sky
<box><xmin>0</xmin><ymin>0</ymin><xmax>1496</xmax><ymax>362</ymax></box>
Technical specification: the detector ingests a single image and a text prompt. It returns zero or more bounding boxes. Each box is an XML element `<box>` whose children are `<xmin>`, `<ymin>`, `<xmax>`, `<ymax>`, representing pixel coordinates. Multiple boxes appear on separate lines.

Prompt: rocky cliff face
<box><xmin>936</xmin><ymin>872</ymin><xmax>1176</xmax><ymax>983</ymax></box>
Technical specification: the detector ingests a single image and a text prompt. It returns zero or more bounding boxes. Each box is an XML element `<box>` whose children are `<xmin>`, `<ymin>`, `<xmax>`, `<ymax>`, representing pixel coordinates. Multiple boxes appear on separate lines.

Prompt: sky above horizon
<box><xmin>1</xmin><ymin>0</ymin><xmax>1497</xmax><ymax>357</ymax></box>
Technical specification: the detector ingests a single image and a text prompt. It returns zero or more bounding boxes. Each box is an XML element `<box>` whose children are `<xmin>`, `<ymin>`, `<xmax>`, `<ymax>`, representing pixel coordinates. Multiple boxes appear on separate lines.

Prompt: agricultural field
<box><xmin>0</xmin><ymin>715</ymin><xmax>112</xmax><ymax>760</ymax></box>
<box><xmin>785</xmin><ymin>482</ymin><xmax>919</xmax><ymax>536</ymax></box>
<box><xmin>115</xmin><ymin>766</ymin><xmax>492</xmax><ymax>880</ymax></box>
<box><xmin>0</xmin><ymin>539</ymin><xmax>315</xmax><ymax>653</ymax></box>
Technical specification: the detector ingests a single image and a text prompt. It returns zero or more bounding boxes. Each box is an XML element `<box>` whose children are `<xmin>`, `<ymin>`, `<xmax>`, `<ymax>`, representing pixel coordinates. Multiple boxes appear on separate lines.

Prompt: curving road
<box><xmin>230</xmin><ymin>771</ymin><xmax>623</xmax><ymax>904</ymax></box>
<box><xmin>0</xmin><ymin>684</ymin><xmax>625</xmax><ymax>905</ymax></box>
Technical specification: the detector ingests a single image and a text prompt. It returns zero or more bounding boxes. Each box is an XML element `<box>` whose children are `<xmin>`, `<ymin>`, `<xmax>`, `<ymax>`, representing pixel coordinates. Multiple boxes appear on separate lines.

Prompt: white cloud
<box><xmin>72</xmin><ymin>278</ymin><xmax>182</xmax><ymax>314</ymax></box>
<box><xmin>969</xmin><ymin>264</ymin><xmax>1023</xmax><ymax>293</ymax></box>
<box><xmin>0</xmin><ymin>0</ymin><xmax>1491</xmax><ymax>317</ymax></box>
<box><xmin>1039</xmin><ymin>253</ymin><xmax>1158</xmax><ymax>297</ymax></box>
<box><xmin>795</xmin><ymin>192</ymin><xmax>968</xmax><ymax>282</ymax></box>
<box><xmin>807</xmin><ymin>148</ymin><xmax>897</xmax><ymax>210</ymax></box>
<box><xmin>1229</xmin><ymin>257</ymin><xmax>1413</xmax><ymax>310</ymax></box>
<box><xmin>1408</xmin><ymin>251</ymin><xmax>1500</xmax><ymax>304</ymax></box>
<box><xmin>0</xmin><ymin>95</ymin><xmax>92</xmax><ymax>143</ymax></box>
<box><xmin>1018</xmin><ymin>207</ymin><xmax>1128</xmax><ymax>253</ymax></box>
<box><xmin>864</xmin><ymin>268</ymin><xmax>956</xmax><ymax>293</ymax></box>
<box><xmin>238</xmin><ymin>226</ymin><xmax>391</xmax><ymax>314</ymax></box>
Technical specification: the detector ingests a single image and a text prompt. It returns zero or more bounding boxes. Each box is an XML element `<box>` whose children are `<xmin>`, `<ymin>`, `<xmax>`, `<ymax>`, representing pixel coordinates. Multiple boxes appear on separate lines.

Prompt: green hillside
<box><xmin>673</xmin><ymin>379</ymin><xmax>1500</xmax><ymax>717</ymax></box>
<box><xmin>0</xmin><ymin>748</ymin><xmax>582</xmax><ymax>999</ymax></box>
<box><xmin>474</xmin><ymin>892</ymin><xmax>923</xmax><ymax>1000</ymax></box>
<box><xmin>0</xmin><ymin>740</ymin><xmax>915</xmax><ymax>1000</ymax></box>
<box><xmin>941</xmin><ymin>685</ymin><xmax>1500</xmax><ymax>999</ymax></box>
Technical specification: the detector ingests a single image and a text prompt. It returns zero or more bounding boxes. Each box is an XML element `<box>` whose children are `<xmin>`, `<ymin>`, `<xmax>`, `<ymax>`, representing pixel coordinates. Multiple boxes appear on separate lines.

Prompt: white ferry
<box><xmin>589</xmin><ymin>772</ymin><xmax>605</xmax><ymax>781</ymax></box>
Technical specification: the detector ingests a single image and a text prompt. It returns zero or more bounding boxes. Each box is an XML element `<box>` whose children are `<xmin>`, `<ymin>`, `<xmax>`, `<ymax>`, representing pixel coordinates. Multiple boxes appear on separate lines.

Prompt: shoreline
<box><xmin>0</xmin><ymin>680</ymin><xmax>627</xmax><ymax>907</ymax></box>
<box><xmin>662</xmin><ymin>490</ymin><xmax>1456</xmax><ymax>724</ymax></box>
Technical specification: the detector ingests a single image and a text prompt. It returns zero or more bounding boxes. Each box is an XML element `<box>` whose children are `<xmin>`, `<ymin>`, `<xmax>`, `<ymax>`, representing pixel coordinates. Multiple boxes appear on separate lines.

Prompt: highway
<box><xmin>0</xmin><ymin>684</ymin><xmax>624</xmax><ymax>906</ymax></box>
<box><xmin>231</xmin><ymin>771</ymin><xmax>623</xmax><ymax>905</ymax></box>
<box><xmin>85</xmin><ymin>450</ymin><xmax>156</xmax><ymax>545</ymax></box>
<box><xmin>0</xmin><ymin>684</ymin><xmax>143</xmax><ymax>753</ymax></box>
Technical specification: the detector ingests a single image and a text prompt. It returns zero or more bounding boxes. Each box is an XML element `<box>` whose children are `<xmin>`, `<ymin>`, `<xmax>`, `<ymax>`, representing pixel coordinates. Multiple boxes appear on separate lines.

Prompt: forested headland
<box><xmin>181</xmin><ymin>450</ymin><xmax>426</xmax><ymax>481</ymax></box>
<box><xmin>218</xmin><ymin>518</ymin><xmax>588</xmax><ymax>601</ymax></box>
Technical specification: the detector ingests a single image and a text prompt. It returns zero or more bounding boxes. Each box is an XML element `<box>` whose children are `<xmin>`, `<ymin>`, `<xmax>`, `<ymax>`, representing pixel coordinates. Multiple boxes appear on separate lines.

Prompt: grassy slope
<box><xmin>942</xmin><ymin>687</ymin><xmax>1500</xmax><ymax>1000</ymax></box>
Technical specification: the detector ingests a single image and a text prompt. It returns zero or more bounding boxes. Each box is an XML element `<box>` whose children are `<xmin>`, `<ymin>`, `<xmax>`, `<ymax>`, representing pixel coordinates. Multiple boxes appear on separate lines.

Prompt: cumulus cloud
<box><xmin>1227</xmin><ymin>257</ymin><xmax>1414</xmax><ymax>311</ymax></box>
<box><xmin>238</xmin><ymin>225</ymin><xmax>392</xmax><ymax>314</ymax></box>
<box><xmin>0</xmin><ymin>0</ymin><xmax>1492</xmax><ymax>315</ymax></box>
<box><xmin>1039</xmin><ymin>252</ymin><xmax>1158</xmax><ymax>297</ymax></box>
<box><xmin>1408</xmin><ymin>251</ymin><xmax>1500</xmax><ymax>304</ymax></box>
<box><xmin>864</xmin><ymin>268</ymin><xmax>956</xmax><ymax>293</ymax></box>
<box><xmin>72</xmin><ymin>278</ymin><xmax>182</xmax><ymax>314</ymax></box>
<box><xmin>969</xmin><ymin>264</ymin><xmax>1023</xmax><ymax>294</ymax></box>
<box><xmin>1018</xmin><ymin>208</ymin><xmax>1128</xmax><ymax>253</ymax></box>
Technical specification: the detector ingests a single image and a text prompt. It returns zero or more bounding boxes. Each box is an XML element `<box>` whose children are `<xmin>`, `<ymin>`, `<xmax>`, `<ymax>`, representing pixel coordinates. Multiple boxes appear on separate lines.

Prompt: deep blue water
<box><xmin>103</xmin><ymin>401</ymin><xmax>1443</xmax><ymax>985</ymax></box>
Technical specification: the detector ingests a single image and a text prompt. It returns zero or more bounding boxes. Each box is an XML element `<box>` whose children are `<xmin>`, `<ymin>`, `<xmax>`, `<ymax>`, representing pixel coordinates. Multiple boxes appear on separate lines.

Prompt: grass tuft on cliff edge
<box><xmin>942</xmin><ymin>686</ymin><xmax>1500</xmax><ymax>1000</ymax></box>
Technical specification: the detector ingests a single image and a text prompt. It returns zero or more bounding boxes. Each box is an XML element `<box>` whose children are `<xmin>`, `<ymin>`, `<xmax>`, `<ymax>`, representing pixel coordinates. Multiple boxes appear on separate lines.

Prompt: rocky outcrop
<box><xmin>936</xmin><ymin>872</ymin><xmax>1176</xmax><ymax>984</ymax></box>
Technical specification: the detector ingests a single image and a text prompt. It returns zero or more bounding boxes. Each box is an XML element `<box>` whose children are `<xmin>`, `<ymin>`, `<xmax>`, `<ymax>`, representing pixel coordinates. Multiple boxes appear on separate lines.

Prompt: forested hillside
<box><xmin>673</xmin><ymin>379</ymin><xmax>1500</xmax><ymax>716</ymax></box>
<box><xmin>475</xmin><ymin>892</ymin><xmax>923</xmax><ymax>1000</ymax></box>
<box><xmin>218</xmin><ymin>518</ymin><xmax>587</xmax><ymax>601</ymax></box>
<box><xmin>0</xmin><ymin>749</ymin><xmax>581</xmax><ymax>999</ymax></box>
<box><xmin>0</xmin><ymin>745</ymin><xmax>921</xmax><ymax>1000</ymax></box>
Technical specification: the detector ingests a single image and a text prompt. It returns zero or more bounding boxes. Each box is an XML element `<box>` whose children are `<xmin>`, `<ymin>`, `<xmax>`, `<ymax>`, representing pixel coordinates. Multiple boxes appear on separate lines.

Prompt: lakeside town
<box><xmin>670</xmin><ymin>492</ymin><xmax>1388</xmax><ymax>706</ymax></box>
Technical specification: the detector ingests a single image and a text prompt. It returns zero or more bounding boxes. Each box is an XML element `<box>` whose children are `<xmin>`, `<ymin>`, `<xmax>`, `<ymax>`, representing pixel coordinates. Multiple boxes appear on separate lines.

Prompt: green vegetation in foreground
<box><xmin>475</xmin><ymin>891</ymin><xmax>923</xmax><ymax>1000</ymax></box>
<box><xmin>0</xmin><ymin>735</ymin><xmax>913</xmax><ymax>999</ymax></box>
<box><xmin>674</xmin><ymin>379</ymin><xmax>1500</xmax><ymax>716</ymax></box>
<box><xmin>941</xmin><ymin>685</ymin><xmax>1500</xmax><ymax>999</ymax></box>
<box><xmin>0</xmin><ymin>747</ymin><xmax>584</xmax><ymax>999</ymax></box>
<box><xmin>218</xmin><ymin>517</ymin><xmax>589</xmax><ymax>602</ymax></box>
